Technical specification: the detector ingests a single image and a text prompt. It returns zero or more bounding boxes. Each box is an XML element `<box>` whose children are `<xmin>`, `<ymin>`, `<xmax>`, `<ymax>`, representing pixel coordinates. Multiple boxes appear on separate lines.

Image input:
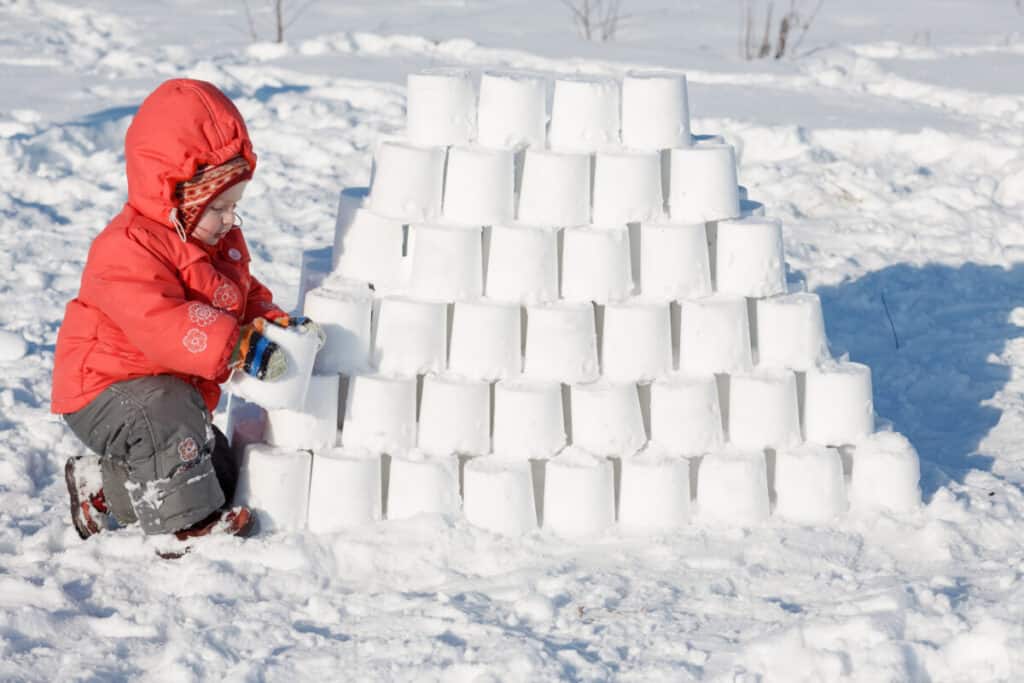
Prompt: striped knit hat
<box><xmin>174</xmin><ymin>156</ymin><xmax>252</xmax><ymax>237</ymax></box>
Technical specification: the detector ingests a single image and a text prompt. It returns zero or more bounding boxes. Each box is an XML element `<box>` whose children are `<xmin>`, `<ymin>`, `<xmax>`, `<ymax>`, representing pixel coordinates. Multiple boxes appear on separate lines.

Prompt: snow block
<box><xmin>678</xmin><ymin>295</ymin><xmax>753</xmax><ymax>374</ymax></box>
<box><xmin>492</xmin><ymin>379</ymin><xmax>566</xmax><ymax>459</ymax></box>
<box><xmin>639</xmin><ymin>221</ymin><xmax>712</xmax><ymax>302</ymax></box>
<box><xmin>727</xmin><ymin>369</ymin><xmax>803</xmax><ymax>450</ymax></box>
<box><xmin>417</xmin><ymin>374</ymin><xmax>491</xmax><ymax>457</ymax></box>
<box><xmin>477</xmin><ymin>70</ymin><xmax>547</xmax><ymax>149</ymax></box>
<box><xmin>542</xmin><ymin>447</ymin><xmax>615</xmax><ymax>538</ymax></box>
<box><xmin>369</xmin><ymin>140</ymin><xmax>446</xmax><ymax>222</ymax></box>
<box><xmin>386</xmin><ymin>451</ymin><xmax>460</xmax><ymax>520</ymax></box>
<box><xmin>696</xmin><ymin>449</ymin><xmax>770</xmax><ymax>525</ymax></box>
<box><xmin>523</xmin><ymin>301</ymin><xmax>599</xmax><ymax>384</ymax></box>
<box><xmin>463</xmin><ymin>456</ymin><xmax>538</xmax><ymax>535</ymax></box>
<box><xmin>591</xmin><ymin>150</ymin><xmax>664</xmax><ymax>224</ymax></box>
<box><xmin>803</xmin><ymin>362</ymin><xmax>874</xmax><ymax>445</ymax></box>
<box><xmin>649</xmin><ymin>374</ymin><xmax>724</xmax><ymax>455</ymax></box>
<box><xmin>307</xmin><ymin>446</ymin><xmax>382</xmax><ymax>533</ymax></box>
<box><xmin>372</xmin><ymin>296</ymin><xmax>447</xmax><ymax>375</ymax></box>
<box><xmin>448</xmin><ymin>299</ymin><xmax>522</xmax><ymax>381</ymax></box>
<box><xmin>600</xmin><ymin>300</ymin><xmax>673</xmax><ymax>382</ymax></box>
<box><xmin>442</xmin><ymin>145</ymin><xmax>515</xmax><ymax>225</ymax></box>
<box><xmin>621</xmin><ymin>72</ymin><xmax>691</xmax><ymax>151</ymax></box>
<box><xmin>485</xmin><ymin>223</ymin><xmax>559</xmax><ymax>304</ymax></box>
<box><xmin>773</xmin><ymin>445</ymin><xmax>848</xmax><ymax>524</ymax></box>
<box><xmin>303</xmin><ymin>283</ymin><xmax>373</xmax><ymax>375</ymax></box>
<box><xmin>618</xmin><ymin>445</ymin><xmax>692</xmax><ymax>533</ymax></box>
<box><xmin>340</xmin><ymin>373</ymin><xmax>418</xmax><ymax>454</ymax></box>
<box><xmin>668</xmin><ymin>144</ymin><xmax>740</xmax><ymax>223</ymax></box>
<box><xmin>264</xmin><ymin>373</ymin><xmax>341</xmax><ymax>452</ymax></box>
<box><xmin>755</xmin><ymin>292</ymin><xmax>830</xmax><ymax>370</ymax></box>
<box><xmin>408</xmin><ymin>223</ymin><xmax>483</xmax><ymax>302</ymax></box>
<box><xmin>516</xmin><ymin>149</ymin><xmax>591</xmax><ymax>226</ymax></box>
<box><xmin>332</xmin><ymin>187</ymin><xmax>410</xmax><ymax>293</ymax></box>
<box><xmin>561</xmin><ymin>226</ymin><xmax>634</xmax><ymax>304</ymax></box>
<box><xmin>406</xmin><ymin>68</ymin><xmax>476</xmax><ymax>147</ymax></box>
<box><xmin>235</xmin><ymin>444</ymin><xmax>312</xmax><ymax>533</ymax></box>
<box><xmin>570</xmin><ymin>381</ymin><xmax>647</xmax><ymax>457</ymax></box>
<box><xmin>848</xmin><ymin>431</ymin><xmax>921</xmax><ymax>513</ymax></box>
<box><xmin>549</xmin><ymin>76</ymin><xmax>620</xmax><ymax>153</ymax></box>
<box><xmin>715</xmin><ymin>216</ymin><xmax>786</xmax><ymax>297</ymax></box>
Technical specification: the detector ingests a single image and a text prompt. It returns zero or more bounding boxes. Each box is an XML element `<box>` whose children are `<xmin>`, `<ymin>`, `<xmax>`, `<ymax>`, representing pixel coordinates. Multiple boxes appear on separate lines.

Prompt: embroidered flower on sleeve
<box><xmin>188</xmin><ymin>302</ymin><xmax>219</xmax><ymax>327</ymax></box>
<box><xmin>178</xmin><ymin>436</ymin><xmax>199</xmax><ymax>463</ymax></box>
<box><xmin>212</xmin><ymin>282</ymin><xmax>241</xmax><ymax>311</ymax></box>
<box><xmin>182</xmin><ymin>328</ymin><xmax>208</xmax><ymax>354</ymax></box>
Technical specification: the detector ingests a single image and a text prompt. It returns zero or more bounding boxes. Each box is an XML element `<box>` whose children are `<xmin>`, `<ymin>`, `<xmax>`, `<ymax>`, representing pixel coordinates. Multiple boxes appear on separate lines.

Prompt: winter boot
<box><xmin>173</xmin><ymin>506</ymin><xmax>256</xmax><ymax>541</ymax></box>
<box><xmin>64</xmin><ymin>456</ymin><xmax>109</xmax><ymax>540</ymax></box>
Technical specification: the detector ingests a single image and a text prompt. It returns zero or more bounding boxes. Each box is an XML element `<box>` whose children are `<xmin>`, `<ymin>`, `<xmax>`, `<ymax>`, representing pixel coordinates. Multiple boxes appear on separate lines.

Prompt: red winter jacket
<box><xmin>51</xmin><ymin>79</ymin><xmax>286</xmax><ymax>415</ymax></box>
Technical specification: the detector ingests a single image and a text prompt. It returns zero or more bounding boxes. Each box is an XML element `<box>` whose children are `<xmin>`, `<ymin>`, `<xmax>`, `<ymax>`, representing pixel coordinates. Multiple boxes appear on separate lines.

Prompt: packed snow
<box><xmin>2</xmin><ymin>0</ymin><xmax>1024</xmax><ymax>680</ymax></box>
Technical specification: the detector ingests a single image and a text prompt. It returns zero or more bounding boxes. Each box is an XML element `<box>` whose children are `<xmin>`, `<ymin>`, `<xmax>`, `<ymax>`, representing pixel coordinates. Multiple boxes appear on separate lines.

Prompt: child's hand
<box><xmin>231</xmin><ymin>319</ymin><xmax>287</xmax><ymax>381</ymax></box>
<box><xmin>268</xmin><ymin>315</ymin><xmax>326</xmax><ymax>349</ymax></box>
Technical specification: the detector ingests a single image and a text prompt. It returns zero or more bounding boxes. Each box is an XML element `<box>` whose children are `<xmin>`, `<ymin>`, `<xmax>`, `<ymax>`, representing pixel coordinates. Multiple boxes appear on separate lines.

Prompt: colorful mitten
<box><xmin>268</xmin><ymin>315</ymin><xmax>326</xmax><ymax>349</ymax></box>
<box><xmin>231</xmin><ymin>319</ymin><xmax>287</xmax><ymax>380</ymax></box>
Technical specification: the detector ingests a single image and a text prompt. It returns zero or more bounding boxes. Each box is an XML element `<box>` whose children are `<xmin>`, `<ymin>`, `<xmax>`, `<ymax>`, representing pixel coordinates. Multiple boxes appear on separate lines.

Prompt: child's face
<box><xmin>192</xmin><ymin>181</ymin><xmax>248</xmax><ymax>246</ymax></box>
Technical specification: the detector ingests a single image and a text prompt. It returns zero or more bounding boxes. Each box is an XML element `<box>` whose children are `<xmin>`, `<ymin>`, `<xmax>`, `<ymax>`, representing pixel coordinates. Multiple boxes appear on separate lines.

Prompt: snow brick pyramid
<box><xmin>231</xmin><ymin>67</ymin><xmax>922</xmax><ymax>536</ymax></box>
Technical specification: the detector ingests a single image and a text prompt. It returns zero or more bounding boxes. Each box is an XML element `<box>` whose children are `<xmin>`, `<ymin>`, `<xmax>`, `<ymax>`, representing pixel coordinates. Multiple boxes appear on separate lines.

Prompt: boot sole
<box><xmin>64</xmin><ymin>459</ymin><xmax>91</xmax><ymax>540</ymax></box>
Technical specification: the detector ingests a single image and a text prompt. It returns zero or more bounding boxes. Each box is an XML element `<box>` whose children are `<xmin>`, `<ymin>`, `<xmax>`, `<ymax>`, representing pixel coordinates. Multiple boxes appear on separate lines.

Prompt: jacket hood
<box><xmin>124</xmin><ymin>78</ymin><xmax>258</xmax><ymax>229</ymax></box>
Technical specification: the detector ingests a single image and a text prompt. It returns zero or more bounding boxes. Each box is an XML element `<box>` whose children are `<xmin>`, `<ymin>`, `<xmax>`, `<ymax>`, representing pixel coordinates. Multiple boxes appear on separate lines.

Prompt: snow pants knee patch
<box><xmin>64</xmin><ymin>376</ymin><xmax>225</xmax><ymax>535</ymax></box>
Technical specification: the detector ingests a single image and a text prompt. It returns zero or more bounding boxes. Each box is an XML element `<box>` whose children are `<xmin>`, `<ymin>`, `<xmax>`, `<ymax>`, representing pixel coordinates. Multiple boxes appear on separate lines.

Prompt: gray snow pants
<box><xmin>63</xmin><ymin>375</ymin><xmax>239</xmax><ymax>535</ymax></box>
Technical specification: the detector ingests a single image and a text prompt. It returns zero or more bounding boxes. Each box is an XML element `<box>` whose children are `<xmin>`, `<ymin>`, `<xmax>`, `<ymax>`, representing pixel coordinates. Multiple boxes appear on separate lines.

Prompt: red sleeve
<box><xmin>242</xmin><ymin>274</ymin><xmax>288</xmax><ymax>324</ymax></box>
<box><xmin>81</xmin><ymin>237</ymin><xmax>240</xmax><ymax>380</ymax></box>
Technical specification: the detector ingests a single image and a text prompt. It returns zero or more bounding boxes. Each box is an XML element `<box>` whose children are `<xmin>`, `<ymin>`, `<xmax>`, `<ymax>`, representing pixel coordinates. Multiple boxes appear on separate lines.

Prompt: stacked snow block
<box><xmin>233</xmin><ymin>67</ymin><xmax>921</xmax><ymax>537</ymax></box>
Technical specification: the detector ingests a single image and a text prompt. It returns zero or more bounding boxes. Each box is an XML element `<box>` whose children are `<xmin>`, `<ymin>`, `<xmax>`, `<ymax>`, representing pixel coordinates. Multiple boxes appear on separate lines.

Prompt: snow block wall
<box><xmin>231</xmin><ymin>67</ymin><xmax>921</xmax><ymax>536</ymax></box>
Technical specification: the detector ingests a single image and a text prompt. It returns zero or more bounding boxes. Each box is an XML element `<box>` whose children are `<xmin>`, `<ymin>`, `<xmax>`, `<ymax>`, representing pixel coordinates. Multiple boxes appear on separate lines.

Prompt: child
<box><xmin>52</xmin><ymin>78</ymin><xmax>320</xmax><ymax>542</ymax></box>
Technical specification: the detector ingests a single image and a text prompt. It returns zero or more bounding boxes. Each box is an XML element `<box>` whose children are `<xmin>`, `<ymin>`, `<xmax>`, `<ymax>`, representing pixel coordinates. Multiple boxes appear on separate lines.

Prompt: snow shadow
<box><xmin>814</xmin><ymin>262</ymin><xmax>1024</xmax><ymax>498</ymax></box>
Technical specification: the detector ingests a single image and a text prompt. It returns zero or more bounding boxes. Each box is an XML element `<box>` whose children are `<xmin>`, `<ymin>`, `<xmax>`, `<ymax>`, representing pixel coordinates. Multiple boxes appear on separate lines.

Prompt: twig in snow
<box><xmin>881</xmin><ymin>291</ymin><xmax>900</xmax><ymax>350</ymax></box>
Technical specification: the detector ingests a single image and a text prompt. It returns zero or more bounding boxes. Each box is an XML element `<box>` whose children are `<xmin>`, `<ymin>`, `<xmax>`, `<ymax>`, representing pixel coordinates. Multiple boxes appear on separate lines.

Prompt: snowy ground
<box><xmin>2</xmin><ymin>0</ymin><xmax>1024</xmax><ymax>680</ymax></box>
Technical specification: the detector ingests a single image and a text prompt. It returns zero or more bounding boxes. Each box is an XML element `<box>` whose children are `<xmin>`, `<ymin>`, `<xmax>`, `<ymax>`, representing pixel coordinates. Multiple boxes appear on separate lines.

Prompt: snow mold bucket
<box><xmin>522</xmin><ymin>301</ymin><xmax>599</xmax><ymax>384</ymax></box>
<box><xmin>492</xmin><ymin>378</ymin><xmax>567</xmax><ymax>460</ymax></box>
<box><xmin>695</xmin><ymin>449</ymin><xmax>770</xmax><ymax>525</ymax></box>
<box><xmin>477</xmin><ymin>70</ymin><xmax>547</xmax><ymax>150</ymax></box>
<box><xmin>448</xmin><ymin>299</ymin><xmax>522</xmax><ymax>381</ymax></box>
<box><xmin>667</xmin><ymin>144</ymin><xmax>740</xmax><ymax>223</ymax></box>
<box><xmin>235</xmin><ymin>444</ymin><xmax>312</xmax><ymax>533</ymax></box>
<box><xmin>485</xmin><ymin>223</ymin><xmax>559</xmax><ymax>304</ymax></box>
<box><xmin>621</xmin><ymin>72</ymin><xmax>691</xmax><ymax>151</ymax></box>
<box><xmin>406</xmin><ymin>68</ymin><xmax>477</xmax><ymax>147</ymax></box>
<box><xmin>372</xmin><ymin>296</ymin><xmax>448</xmax><ymax>376</ymax></box>
<box><xmin>463</xmin><ymin>455</ymin><xmax>539</xmax><ymax>536</ymax></box>
<box><xmin>847</xmin><ymin>431</ymin><xmax>922</xmax><ymax>513</ymax></box>
<box><xmin>307</xmin><ymin>446</ymin><xmax>382</xmax><ymax>533</ymax></box>
<box><xmin>417</xmin><ymin>374</ymin><xmax>491</xmax><ymax>457</ymax></box>
<box><xmin>408</xmin><ymin>223</ymin><xmax>484</xmax><ymax>302</ymax></box>
<box><xmin>368</xmin><ymin>140</ymin><xmax>446</xmax><ymax>222</ymax></box>
<box><xmin>542</xmin><ymin>446</ymin><xmax>616</xmax><ymax>538</ymax></box>
<box><xmin>755</xmin><ymin>292</ymin><xmax>830</xmax><ymax>371</ymax></box>
<box><xmin>591</xmin><ymin>150</ymin><xmax>664</xmax><ymax>225</ymax></box>
<box><xmin>227</xmin><ymin>323</ymin><xmax>319</xmax><ymax>411</ymax></box>
<box><xmin>548</xmin><ymin>76</ymin><xmax>621</xmax><ymax>153</ymax></box>
<box><xmin>773</xmin><ymin>444</ymin><xmax>848</xmax><ymax>524</ymax></box>
<box><xmin>516</xmin><ymin>149</ymin><xmax>592</xmax><ymax>226</ymax></box>
<box><xmin>802</xmin><ymin>361</ymin><xmax>874</xmax><ymax>445</ymax></box>
<box><xmin>561</xmin><ymin>226</ymin><xmax>634</xmax><ymax>304</ymax></box>
<box><xmin>715</xmin><ymin>216</ymin><xmax>786</xmax><ymax>298</ymax></box>
<box><xmin>618</xmin><ymin>444</ymin><xmax>692</xmax><ymax>534</ymax></box>
<box><xmin>600</xmin><ymin>300</ymin><xmax>673</xmax><ymax>382</ymax></box>
<box><xmin>442</xmin><ymin>145</ymin><xmax>516</xmax><ymax>226</ymax></box>
<box><xmin>340</xmin><ymin>373</ymin><xmax>418</xmax><ymax>455</ymax></box>
<box><xmin>639</xmin><ymin>221</ymin><xmax>712</xmax><ymax>302</ymax></box>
